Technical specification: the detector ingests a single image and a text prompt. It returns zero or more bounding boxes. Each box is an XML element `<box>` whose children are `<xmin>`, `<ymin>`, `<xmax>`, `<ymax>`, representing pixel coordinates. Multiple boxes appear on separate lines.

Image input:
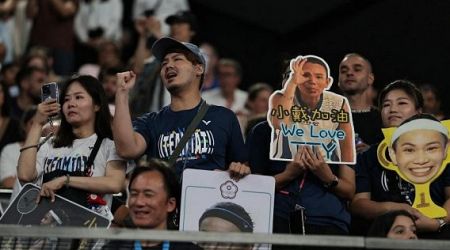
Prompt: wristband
<box><xmin>20</xmin><ymin>144</ymin><xmax>39</xmax><ymax>152</ymax></box>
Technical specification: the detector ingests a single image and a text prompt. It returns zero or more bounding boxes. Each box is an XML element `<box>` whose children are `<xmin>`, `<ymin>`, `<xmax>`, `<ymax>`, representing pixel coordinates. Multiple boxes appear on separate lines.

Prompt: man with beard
<box><xmin>11</xmin><ymin>66</ymin><xmax>48</xmax><ymax>120</ymax></box>
<box><xmin>113</xmin><ymin>37</ymin><xmax>249</xmax><ymax>180</ymax></box>
<box><xmin>338</xmin><ymin>53</ymin><xmax>383</xmax><ymax>152</ymax></box>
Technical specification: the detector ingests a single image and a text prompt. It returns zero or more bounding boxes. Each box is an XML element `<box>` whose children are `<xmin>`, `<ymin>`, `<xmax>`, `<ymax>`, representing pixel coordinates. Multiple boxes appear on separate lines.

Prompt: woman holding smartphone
<box><xmin>17</xmin><ymin>75</ymin><xmax>126</xmax><ymax>217</ymax></box>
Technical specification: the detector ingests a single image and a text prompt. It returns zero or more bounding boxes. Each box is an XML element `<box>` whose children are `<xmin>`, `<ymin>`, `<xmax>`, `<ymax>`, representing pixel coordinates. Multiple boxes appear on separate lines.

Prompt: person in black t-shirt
<box><xmin>338</xmin><ymin>53</ymin><xmax>383</xmax><ymax>152</ymax></box>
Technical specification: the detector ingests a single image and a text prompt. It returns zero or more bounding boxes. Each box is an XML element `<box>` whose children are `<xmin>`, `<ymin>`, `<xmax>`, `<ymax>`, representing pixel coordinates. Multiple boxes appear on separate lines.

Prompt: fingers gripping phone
<box><xmin>41</xmin><ymin>82</ymin><xmax>59</xmax><ymax>119</ymax></box>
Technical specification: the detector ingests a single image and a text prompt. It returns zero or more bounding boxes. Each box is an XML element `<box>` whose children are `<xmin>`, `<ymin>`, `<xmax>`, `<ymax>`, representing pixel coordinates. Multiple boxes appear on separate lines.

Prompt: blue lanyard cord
<box><xmin>134</xmin><ymin>240</ymin><xmax>170</xmax><ymax>250</ymax></box>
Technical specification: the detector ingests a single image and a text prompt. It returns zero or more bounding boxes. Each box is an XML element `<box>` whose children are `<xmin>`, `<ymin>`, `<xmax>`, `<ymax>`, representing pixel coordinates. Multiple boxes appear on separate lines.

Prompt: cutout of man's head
<box><xmin>388</xmin><ymin>114</ymin><xmax>449</xmax><ymax>184</ymax></box>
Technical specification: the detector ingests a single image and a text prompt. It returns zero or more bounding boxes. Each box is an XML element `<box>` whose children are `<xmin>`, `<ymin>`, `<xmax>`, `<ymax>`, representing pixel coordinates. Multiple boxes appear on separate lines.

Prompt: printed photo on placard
<box><xmin>268</xmin><ymin>55</ymin><xmax>356</xmax><ymax>164</ymax></box>
<box><xmin>0</xmin><ymin>183</ymin><xmax>110</xmax><ymax>227</ymax></box>
<box><xmin>377</xmin><ymin>115</ymin><xmax>450</xmax><ymax>218</ymax></box>
<box><xmin>180</xmin><ymin>169</ymin><xmax>275</xmax><ymax>250</ymax></box>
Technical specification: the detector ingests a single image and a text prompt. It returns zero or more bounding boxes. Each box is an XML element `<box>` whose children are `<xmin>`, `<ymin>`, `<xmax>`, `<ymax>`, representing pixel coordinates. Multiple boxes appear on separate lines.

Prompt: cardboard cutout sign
<box><xmin>180</xmin><ymin>169</ymin><xmax>275</xmax><ymax>250</ymax></box>
<box><xmin>0</xmin><ymin>183</ymin><xmax>110</xmax><ymax>227</ymax></box>
<box><xmin>268</xmin><ymin>55</ymin><xmax>356</xmax><ymax>164</ymax></box>
<box><xmin>377</xmin><ymin>119</ymin><xmax>450</xmax><ymax>218</ymax></box>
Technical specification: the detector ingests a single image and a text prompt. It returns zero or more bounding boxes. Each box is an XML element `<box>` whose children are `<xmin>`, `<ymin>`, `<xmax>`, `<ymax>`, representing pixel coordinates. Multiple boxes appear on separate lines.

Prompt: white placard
<box><xmin>180</xmin><ymin>169</ymin><xmax>274</xmax><ymax>243</ymax></box>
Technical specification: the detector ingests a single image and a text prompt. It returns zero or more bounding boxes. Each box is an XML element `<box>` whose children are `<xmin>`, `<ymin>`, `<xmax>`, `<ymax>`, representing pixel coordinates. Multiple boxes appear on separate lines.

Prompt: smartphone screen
<box><xmin>41</xmin><ymin>82</ymin><xmax>59</xmax><ymax>103</ymax></box>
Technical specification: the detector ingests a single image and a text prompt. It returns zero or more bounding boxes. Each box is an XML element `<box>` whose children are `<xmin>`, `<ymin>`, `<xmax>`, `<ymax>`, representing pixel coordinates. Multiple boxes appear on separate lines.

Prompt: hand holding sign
<box><xmin>284</xmin><ymin>147</ymin><xmax>307</xmax><ymax>178</ymax></box>
<box><xmin>303</xmin><ymin>146</ymin><xmax>334</xmax><ymax>183</ymax></box>
<box><xmin>268</xmin><ymin>55</ymin><xmax>356</xmax><ymax>165</ymax></box>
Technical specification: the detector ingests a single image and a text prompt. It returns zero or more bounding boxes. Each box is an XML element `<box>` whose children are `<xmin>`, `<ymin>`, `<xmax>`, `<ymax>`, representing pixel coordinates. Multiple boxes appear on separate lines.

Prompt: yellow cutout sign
<box><xmin>377</xmin><ymin>120</ymin><xmax>450</xmax><ymax>218</ymax></box>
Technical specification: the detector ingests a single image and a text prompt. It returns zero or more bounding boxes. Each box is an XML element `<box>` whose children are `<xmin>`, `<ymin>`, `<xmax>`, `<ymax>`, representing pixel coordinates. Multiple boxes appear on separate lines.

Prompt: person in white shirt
<box><xmin>203</xmin><ymin>58</ymin><xmax>248</xmax><ymax>113</ymax></box>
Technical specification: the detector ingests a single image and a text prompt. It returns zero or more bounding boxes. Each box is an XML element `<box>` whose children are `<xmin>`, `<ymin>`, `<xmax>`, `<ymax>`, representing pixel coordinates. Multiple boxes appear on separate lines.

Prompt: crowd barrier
<box><xmin>1</xmin><ymin>225</ymin><xmax>450</xmax><ymax>249</ymax></box>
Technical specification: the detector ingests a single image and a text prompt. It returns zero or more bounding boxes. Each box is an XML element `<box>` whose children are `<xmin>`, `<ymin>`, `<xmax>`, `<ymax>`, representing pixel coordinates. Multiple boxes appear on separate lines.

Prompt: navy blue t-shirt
<box><xmin>355</xmin><ymin>143</ymin><xmax>450</xmax><ymax>206</ymax></box>
<box><xmin>133</xmin><ymin>101</ymin><xmax>246</xmax><ymax>178</ymax></box>
<box><xmin>247</xmin><ymin>121</ymin><xmax>352</xmax><ymax>232</ymax></box>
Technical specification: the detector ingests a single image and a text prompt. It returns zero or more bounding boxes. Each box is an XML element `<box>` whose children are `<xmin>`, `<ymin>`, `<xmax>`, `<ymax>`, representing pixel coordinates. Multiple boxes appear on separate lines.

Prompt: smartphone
<box><xmin>41</xmin><ymin>82</ymin><xmax>59</xmax><ymax>103</ymax></box>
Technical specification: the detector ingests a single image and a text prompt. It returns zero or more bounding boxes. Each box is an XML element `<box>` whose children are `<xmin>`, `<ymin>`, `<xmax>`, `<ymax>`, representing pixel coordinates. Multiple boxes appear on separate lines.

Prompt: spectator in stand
<box><xmin>97</xmin><ymin>40</ymin><xmax>123</xmax><ymax>70</ymax></box>
<box><xmin>165</xmin><ymin>10</ymin><xmax>197</xmax><ymax>43</ymax></box>
<box><xmin>103</xmin><ymin>159</ymin><xmax>202</xmax><ymax>250</ymax></box>
<box><xmin>200</xmin><ymin>42</ymin><xmax>220</xmax><ymax>92</ymax></box>
<box><xmin>0</xmin><ymin>106</ymin><xmax>36</xmax><ymax>188</ymax></box>
<box><xmin>132</xmin><ymin>0</ymin><xmax>189</xmax><ymax>37</ymax></box>
<box><xmin>17</xmin><ymin>75</ymin><xmax>126</xmax><ymax>218</ymax></box>
<box><xmin>0</xmin><ymin>62</ymin><xmax>20</xmax><ymax>98</ymax></box>
<box><xmin>367</xmin><ymin>210</ymin><xmax>418</xmax><ymax>240</ymax></box>
<box><xmin>350</xmin><ymin>80</ymin><xmax>450</xmax><ymax>239</ymax></box>
<box><xmin>113</xmin><ymin>37</ymin><xmax>248</xmax><ymax>180</ymax></box>
<box><xmin>247</xmin><ymin>65</ymin><xmax>355</xmax><ymax>246</ymax></box>
<box><xmin>338</xmin><ymin>53</ymin><xmax>383</xmax><ymax>152</ymax></box>
<box><xmin>74</xmin><ymin>0</ymin><xmax>123</xmax><ymax>45</ymax></box>
<box><xmin>11</xmin><ymin>0</ymin><xmax>31</xmax><ymax>59</ymax></box>
<box><xmin>128</xmin><ymin>18</ymin><xmax>168</xmax><ymax>116</ymax></box>
<box><xmin>99</xmin><ymin>67</ymin><xmax>121</xmax><ymax>115</ymax></box>
<box><xmin>0</xmin><ymin>0</ymin><xmax>18</xmax><ymax>64</ymax></box>
<box><xmin>238</xmin><ymin>82</ymin><xmax>273</xmax><ymax>137</ymax></box>
<box><xmin>203</xmin><ymin>58</ymin><xmax>248</xmax><ymax>113</ymax></box>
<box><xmin>77</xmin><ymin>40</ymin><xmax>123</xmax><ymax>81</ymax></box>
<box><xmin>10</xmin><ymin>66</ymin><xmax>47</xmax><ymax>120</ymax></box>
<box><xmin>26</xmin><ymin>0</ymin><xmax>78</xmax><ymax>76</ymax></box>
<box><xmin>129</xmin><ymin>11</ymin><xmax>198</xmax><ymax>116</ymax></box>
<box><xmin>420</xmin><ymin>83</ymin><xmax>447</xmax><ymax>121</ymax></box>
<box><xmin>25</xmin><ymin>46</ymin><xmax>63</xmax><ymax>84</ymax></box>
<box><xmin>0</xmin><ymin>81</ymin><xmax>21</xmax><ymax>156</ymax></box>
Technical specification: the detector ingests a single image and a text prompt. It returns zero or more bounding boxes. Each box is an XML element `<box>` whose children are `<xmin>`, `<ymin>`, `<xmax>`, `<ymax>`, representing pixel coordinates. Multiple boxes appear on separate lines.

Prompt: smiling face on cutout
<box><xmin>389</xmin><ymin>129</ymin><xmax>448</xmax><ymax>184</ymax></box>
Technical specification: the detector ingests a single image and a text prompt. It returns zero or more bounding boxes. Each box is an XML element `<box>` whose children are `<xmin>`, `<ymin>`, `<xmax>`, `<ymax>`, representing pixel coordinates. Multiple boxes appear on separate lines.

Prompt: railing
<box><xmin>0</xmin><ymin>225</ymin><xmax>449</xmax><ymax>249</ymax></box>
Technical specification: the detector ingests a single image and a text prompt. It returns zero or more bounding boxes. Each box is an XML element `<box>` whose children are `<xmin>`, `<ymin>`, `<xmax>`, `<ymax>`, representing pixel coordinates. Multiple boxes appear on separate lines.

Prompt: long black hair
<box><xmin>53</xmin><ymin>75</ymin><xmax>112</xmax><ymax>148</ymax></box>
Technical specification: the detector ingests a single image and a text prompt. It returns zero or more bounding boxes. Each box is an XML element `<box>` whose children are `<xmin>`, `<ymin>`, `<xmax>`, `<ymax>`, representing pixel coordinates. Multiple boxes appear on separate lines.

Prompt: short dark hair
<box><xmin>15</xmin><ymin>66</ymin><xmax>46</xmax><ymax>90</ymax></box>
<box><xmin>367</xmin><ymin>210</ymin><xmax>416</xmax><ymax>237</ymax></box>
<box><xmin>378</xmin><ymin>80</ymin><xmax>423</xmax><ymax>110</ymax></box>
<box><xmin>128</xmin><ymin>159</ymin><xmax>180</xmax><ymax>201</ymax></box>
<box><xmin>342</xmin><ymin>53</ymin><xmax>373</xmax><ymax>73</ymax></box>
<box><xmin>128</xmin><ymin>159</ymin><xmax>180</xmax><ymax>229</ymax></box>
<box><xmin>218</xmin><ymin>58</ymin><xmax>242</xmax><ymax>78</ymax></box>
<box><xmin>247</xmin><ymin>82</ymin><xmax>273</xmax><ymax>102</ymax></box>
<box><xmin>53</xmin><ymin>75</ymin><xmax>113</xmax><ymax>148</ymax></box>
